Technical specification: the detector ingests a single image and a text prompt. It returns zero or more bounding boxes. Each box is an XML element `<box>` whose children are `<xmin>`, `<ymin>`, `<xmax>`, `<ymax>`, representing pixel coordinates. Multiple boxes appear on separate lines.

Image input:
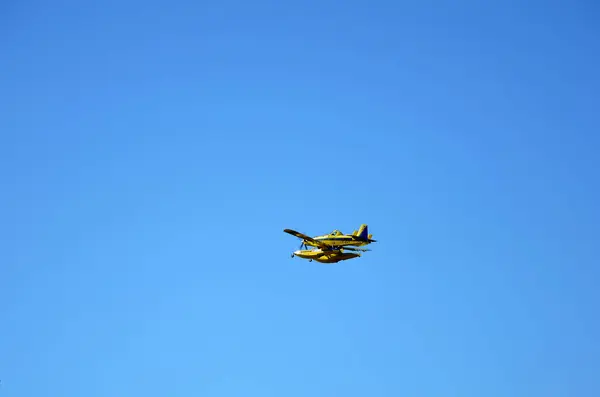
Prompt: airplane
<box><xmin>284</xmin><ymin>224</ymin><xmax>375</xmax><ymax>263</ymax></box>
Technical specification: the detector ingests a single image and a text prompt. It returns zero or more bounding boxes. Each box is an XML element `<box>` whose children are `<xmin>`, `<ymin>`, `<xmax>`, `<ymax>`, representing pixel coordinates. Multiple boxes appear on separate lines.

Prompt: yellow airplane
<box><xmin>284</xmin><ymin>224</ymin><xmax>375</xmax><ymax>263</ymax></box>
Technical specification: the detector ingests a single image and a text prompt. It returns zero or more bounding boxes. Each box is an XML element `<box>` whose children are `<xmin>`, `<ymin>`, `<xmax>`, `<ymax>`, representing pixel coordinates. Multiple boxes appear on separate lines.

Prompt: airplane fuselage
<box><xmin>305</xmin><ymin>235</ymin><xmax>370</xmax><ymax>248</ymax></box>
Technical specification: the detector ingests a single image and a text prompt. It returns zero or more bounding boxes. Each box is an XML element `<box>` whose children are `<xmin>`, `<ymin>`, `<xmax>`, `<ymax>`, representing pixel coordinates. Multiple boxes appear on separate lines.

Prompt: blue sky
<box><xmin>1</xmin><ymin>0</ymin><xmax>599</xmax><ymax>395</ymax></box>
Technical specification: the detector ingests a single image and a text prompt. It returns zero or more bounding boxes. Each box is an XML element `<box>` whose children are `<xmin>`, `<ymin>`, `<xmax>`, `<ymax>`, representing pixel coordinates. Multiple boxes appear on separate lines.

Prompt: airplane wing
<box><xmin>283</xmin><ymin>229</ymin><xmax>331</xmax><ymax>249</ymax></box>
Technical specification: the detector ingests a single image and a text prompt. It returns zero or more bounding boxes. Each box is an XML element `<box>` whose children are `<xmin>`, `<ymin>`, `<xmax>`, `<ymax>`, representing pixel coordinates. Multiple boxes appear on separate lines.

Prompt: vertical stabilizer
<box><xmin>357</xmin><ymin>224</ymin><xmax>369</xmax><ymax>240</ymax></box>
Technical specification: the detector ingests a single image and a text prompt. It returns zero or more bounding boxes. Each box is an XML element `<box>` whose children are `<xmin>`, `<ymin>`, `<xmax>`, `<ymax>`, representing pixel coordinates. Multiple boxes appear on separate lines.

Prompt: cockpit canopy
<box><xmin>329</xmin><ymin>229</ymin><xmax>343</xmax><ymax>236</ymax></box>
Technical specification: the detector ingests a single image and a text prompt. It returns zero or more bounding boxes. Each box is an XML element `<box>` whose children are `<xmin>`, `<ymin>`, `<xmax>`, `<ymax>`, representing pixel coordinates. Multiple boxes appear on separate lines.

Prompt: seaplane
<box><xmin>284</xmin><ymin>224</ymin><xmax>376</xmax><ymax>264</ymax></box>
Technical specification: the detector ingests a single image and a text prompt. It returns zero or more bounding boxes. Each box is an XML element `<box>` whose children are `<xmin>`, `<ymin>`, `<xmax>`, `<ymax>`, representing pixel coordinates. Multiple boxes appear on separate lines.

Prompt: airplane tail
<box><xmin>357</xmin><ymin>224</ymin><xmax>368</xmax><ymax>239</ymax></box>
<box><xmin>355</xmin><ymin>224</ymin><xmax>375</xmax><ymax>242</ymax></box>
<box><xmin>352</xmin><ymin>224</ymin><xmax>377</xmax><ymax>243</ymax></box>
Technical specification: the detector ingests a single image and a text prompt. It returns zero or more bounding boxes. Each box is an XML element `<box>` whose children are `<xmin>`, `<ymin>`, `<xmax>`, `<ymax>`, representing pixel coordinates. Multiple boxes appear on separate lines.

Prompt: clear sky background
<box><xmin>1</xmin><ymin>1</ymin><xmax>599</xmax><ymax>396</ymax></box>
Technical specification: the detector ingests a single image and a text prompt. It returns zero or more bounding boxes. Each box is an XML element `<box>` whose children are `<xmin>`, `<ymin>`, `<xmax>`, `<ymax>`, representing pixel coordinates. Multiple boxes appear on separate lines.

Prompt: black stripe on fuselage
<box><xmin>315</xmin><ymin>237</ymin><xmax>358</xmax><ymax>242</ymax></box>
